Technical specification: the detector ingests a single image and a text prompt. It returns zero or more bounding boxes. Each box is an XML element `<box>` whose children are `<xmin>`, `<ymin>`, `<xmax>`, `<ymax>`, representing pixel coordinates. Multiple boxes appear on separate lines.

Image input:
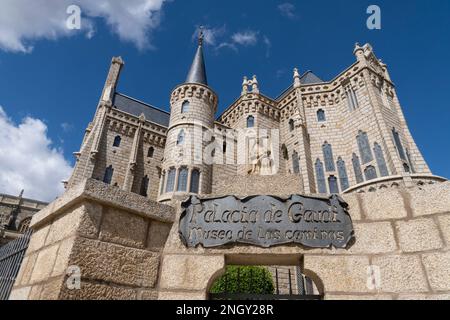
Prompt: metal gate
<box><xmin>0</xmin><ymin>230</ymin><xmax>32</xmax><ymax>300</ymax></box>
<box><xmin>209</xmin><ymin>267</ymin><xmax>323</xmax><ymax>300</ymax></box>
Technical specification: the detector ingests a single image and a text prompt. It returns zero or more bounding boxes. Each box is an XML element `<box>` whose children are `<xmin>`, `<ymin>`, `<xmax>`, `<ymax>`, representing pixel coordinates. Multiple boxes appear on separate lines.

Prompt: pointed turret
<box><xmin>185</xmin><ymin>27</ymin><xmax>208</xmax><ymax>85</ymax></box>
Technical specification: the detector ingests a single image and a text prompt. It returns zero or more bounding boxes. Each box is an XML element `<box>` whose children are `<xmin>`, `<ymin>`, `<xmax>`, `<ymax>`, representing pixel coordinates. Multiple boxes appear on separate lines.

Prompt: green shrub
<box><xmin>210</xmin><ymin>266</ymin><xmax>274</xmax><ymax>294</ymax></box>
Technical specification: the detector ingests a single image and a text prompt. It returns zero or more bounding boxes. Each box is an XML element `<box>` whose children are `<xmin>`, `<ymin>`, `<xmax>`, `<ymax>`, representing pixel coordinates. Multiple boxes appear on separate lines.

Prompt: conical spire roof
<box><xmin>185</xmin><ymin>28</ymin><xmax>208</xmax><ymax>85</ymax></box>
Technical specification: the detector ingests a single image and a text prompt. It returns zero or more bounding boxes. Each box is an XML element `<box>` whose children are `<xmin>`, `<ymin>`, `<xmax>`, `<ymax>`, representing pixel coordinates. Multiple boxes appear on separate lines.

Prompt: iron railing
<box><xmin>0</xmin><ymin>230</ymin><xmax>32</xmax><ymax>300</ymax></box>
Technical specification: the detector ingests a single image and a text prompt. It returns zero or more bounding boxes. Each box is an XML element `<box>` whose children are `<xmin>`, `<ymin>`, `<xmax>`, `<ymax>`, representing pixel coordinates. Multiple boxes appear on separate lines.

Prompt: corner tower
<box><xmin>158</xmin><ymin>30</ymin><xmax>218</xmax><ymax>202</ymax></box>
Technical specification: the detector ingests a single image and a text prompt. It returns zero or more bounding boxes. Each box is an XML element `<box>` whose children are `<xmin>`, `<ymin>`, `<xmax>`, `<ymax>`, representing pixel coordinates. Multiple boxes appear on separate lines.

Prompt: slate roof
<box><xmin>112</xmin><ymin>93</ymin><xmax>170</xmax><ymax>127</ymax></box>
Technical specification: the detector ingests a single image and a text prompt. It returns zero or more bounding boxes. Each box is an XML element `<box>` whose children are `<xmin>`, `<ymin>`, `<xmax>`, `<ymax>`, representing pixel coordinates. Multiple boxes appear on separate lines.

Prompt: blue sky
<box><xmin>0</xmin><ymin>0</ymin><xmax>449</xmax><ymax>200</ymax></box>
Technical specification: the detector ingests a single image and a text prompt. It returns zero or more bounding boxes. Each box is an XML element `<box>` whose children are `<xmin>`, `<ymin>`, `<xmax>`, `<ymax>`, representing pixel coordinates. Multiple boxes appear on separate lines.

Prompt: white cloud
<box><xmin>231</xmin><ymin>31</ymin><xmax>259</xmax><ymax>46</ymax></box>
<box><xmin>0</xmin><ymin>0</ymin><xmax>168</xmax><ymax>53</ymax></box>
<box><xmin>278</xmin><ymin>3</ymin><xmax>297</xmax><ymax>19</ymax></box>
<box><xmin>0</xmin><ymin>106</ymin><xmax>73</xmax><ymax>202</ymax></box>
<box><xmin>263</xmin><ymin>35</ymin><xmax>272</xmax><ymax>57</ymax></box>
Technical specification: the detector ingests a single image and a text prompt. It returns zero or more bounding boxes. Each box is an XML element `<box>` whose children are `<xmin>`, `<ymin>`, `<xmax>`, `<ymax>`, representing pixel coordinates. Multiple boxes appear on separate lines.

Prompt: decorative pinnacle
<box><xmin>198</xmin><ymin>26</ymin><xmax>204</xmax><ymax>46</ymax></box>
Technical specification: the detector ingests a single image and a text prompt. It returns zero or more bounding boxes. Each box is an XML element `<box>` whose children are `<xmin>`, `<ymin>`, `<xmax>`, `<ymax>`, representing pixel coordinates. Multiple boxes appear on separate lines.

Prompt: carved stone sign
<box><xmin>179</xmin><ymin>195</ymin><xmax>354</xmax><ymax>249</ymax></box>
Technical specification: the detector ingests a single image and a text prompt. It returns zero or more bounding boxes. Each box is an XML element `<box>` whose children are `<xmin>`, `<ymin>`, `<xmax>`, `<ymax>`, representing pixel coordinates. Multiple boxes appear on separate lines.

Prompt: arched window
<box><xmin>328</xmin><ymin>176</ymin><xmax>339</xmax><ymax>194</ymax></box>
<box><xmin>103</xmin><ymin>165</ymin><xmax>114</xmax><ymax>185</ymax></box>
<box><xmin>392</xmin><ymin>128</ymin><xmax>407</xmax><ymax>161</ymax></box>
<box><xmin>177</xmin><ymin>168</ymin><xmax>188</xmax><ymax>192</ymax></box>
<box><xmin>364</xmin><ymin>165</ymin><xmax>378</xmax><ymax>181</ymax></box>
<box><xmin>190</xmin><ymin>169</ymin><xmax>200</xmax><ymax>194</ymax></box>
<box><xmin>177</xmin><ymin>130</ymin><xmax>185</xmax><ymax>145</ymax></box>
<box><xmin>113</xmin><ymin>135</ymin><xmax>121</xmax><ymax>147</ymax></box>
<box><xmin>289</xmin><ymin>119</ymin><xmax>295</xmax><ymax>132</ymax></box>
<box><xmin>352</xmin><ymin>153</ymin><xmax>364</xmax><ymax>184</ymax></box>
<box><xmin>357</xmin><ymin>131</ymin><xmax>373</xmax><ymax>164</ymax></box>
<box><xmin>147</xmin><ymin>147</ymin><xmax>154</xmax><ymax>158</ymax></box>
<box><xmin>247</xmin><ymin>116</ymin><xmax>255</xmax><ymax>128</ymax></box>
<box><xmin>406</xmin><ymin>149</ymin><xmax>415</xmax><ymax>173</ymax></box>
<box><xmin>223</xmin><ymin>141</ymin><xmax>227</xmax><ymax>153</ymax></box>
<box><xmin>292</xmin><ymin>151</ymin><xmax>300</xmax><ymax>174</ymax></box>
<box><xmin>337</xmin><ymin>157</ymin><xmax>350</xmax><ymax>191</ymax></box>
<box><xmin>181</xmin><ymin>101</ymin><xmax>190</xmax><ymax>113</ymax></box>
<box><xmin>165</xmin><ymin>168</ymin><xmax>176</xmax><ymax>193</ymax></box>
<box><xmin>140</xmin><ymin>175</ymin><xmax>149</xmax><ymax>197</ymax></box>
<box><xmin>374</xmin><ymin>143</ymin><xmax>389</xmax><ymax>177</ymax></box>
<box><xmin>315</xmin><ymin>159</ymin><xmax>327</xmax><ymax>194</ymax></box>
<box><xmin>322</xmin><ymin>142</ymin><xmax>335</xmax><ymax>172</ymax></box>
<box><xmin>281</xmin><ymin>144</ymin><xmax>289</xmax><ymax>160</ymax></box>
<box><xmin>159</xmin><ymin>171</ymin><xmax>166</xmax><ymax>195</ymax></box>
<box><xmin>346</xmin><ymin>86</ymin><xmax>359</xmax><ymax>111</ymax></box>
<box><xmin>317</xmin><ymin>109</ymin><xmax>326</xmax><ymax>122</ymax></box>
<box><xmin>19</xmin><ymin>217</ymin><xmax>31</xmax><ymax>233</ymax></box>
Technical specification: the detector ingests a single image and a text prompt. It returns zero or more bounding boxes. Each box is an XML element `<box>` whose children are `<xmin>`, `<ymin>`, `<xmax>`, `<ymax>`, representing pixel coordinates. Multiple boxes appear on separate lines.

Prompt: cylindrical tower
<box><xmin>158</xmin><ymin>30</ymin><xmax>218</xmax><ymax>202</ymax></box>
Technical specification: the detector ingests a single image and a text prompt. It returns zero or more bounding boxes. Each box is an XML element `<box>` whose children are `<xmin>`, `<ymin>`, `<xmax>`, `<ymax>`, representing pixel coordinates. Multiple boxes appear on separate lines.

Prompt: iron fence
<box><xmin>0</xmin><ymin>230</ymin><xmax>32</xmax><ymax>300</ymax></box>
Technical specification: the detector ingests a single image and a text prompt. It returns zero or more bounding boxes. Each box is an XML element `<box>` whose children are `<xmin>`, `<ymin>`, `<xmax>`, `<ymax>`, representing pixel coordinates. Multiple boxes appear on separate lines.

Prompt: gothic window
<box><xmin>282</xmin><ymin>144</ymin><xmax>289</xmax><ymax>160</ymax></box>
<box><xmin>148</xmin><ymin>147</ymin><xmax>154</xmax><ymax>158</ymax></box>
<box><xmin>317</xmin><ymin>109</ymin><xmax>326</xmax><ymax>122</ymax></box>
<box><xmin>103</xmin><ymin>165</ymin><xmax>114</xmax><ymax>185</ymax></box>
<box><xmin>113</xmin><ymin>135</ymin><xmax>121</xmax><ymax>147</ymax></box>
<box><xmin>337</xmin><ymin>157</ymin><xmax>350</xmax><ymax>191</ymax></box>
<box><xmin>159</xmin><ymin>172</ymin><xmax>166</xmax><ymax>195</ymax></box>
<box><xmin>292</xmin><ymin>151</ymin><xmax>300</xmax><ymax>174</ymax></box>
<box><xmin>364</xmin><ymin>165</ymin><xmax>378</xmax><ymax>181</ymax></box>
<box><xmin>374</xmin><ymin>143</ymin><xmax>389</xmax><ymax>177</ymax></box>
<box><xmin>247</xmin><ymin>116</ymin><xmax>255</xmax><ymax>128</ymax></box>
<box><xmin>392</xmin><ymin>128</ymin><xmax>407</xmax><ymax>161</ymax></box>
<box><xmin>357</xmin><ymin>131</ymin><xmax>373</xmax><ymax>164</ymax></box>
<box><xmin>190</xmin><ymin>169</ymin><xmax>200</xmax><ymax>194</ymax></box>
<box><xmin>322</xmin><ymin>142</ymin><xmax>335</xmax><ymax>172</ymax></box>
<box><xmin>140</xmin><ymin>175</ymin><xmax>149</xmax><ymax>197</ymax></box>
<box><xmin>19</xmin><ymin>217</ymin><xmax>31</xmax><ymax>233</ymax></box>
<box><xmin>181</xmin><ymin>101</ymin><xmax>190</xmax><ymax>113</ymax></box>
<box><xmin>177</xmin><ymin>168</ymin><xmax>188</xmax><ymax>192</ymax></box>
<box><xmin>315</xmin><ymin>159</ymin><xmax>327</xmax><ymax>194</ymax></box>
<box><xmin>328</xmin><ymin>176</ymin><xmax>339</xmax><ymax>194</ymax></box>
<box><xmin>406</xmin><ymin>149</ymin><xmax>415</xmax><ymax>173</ymax></box>
<box><xmin>177</xmin><ymin>130</ymin><xmax>185</xmax><ymax>145</ymax></box>
<box><xmin>165</xmin><ymin>168</ymin><xmax>176</xmax><ymax>193</ymax></box>
<box><xmin>352</xmin><ymin>153</ymin><xmax>364</xmax><ymax>184</ymax></box>
<box><xmin>289</xmin><ymin>119</ymin><xmax>295</xmax><ymax>132</ymax></box>
<box><xmin>346</xmin><ymin>87</ymin><xmax>359</xmax><ymax>111</ymax></box>
<box><xmin>223</xmin><ymin>141</ymin><xmax>227</xmax><ymax>153</ymax></box>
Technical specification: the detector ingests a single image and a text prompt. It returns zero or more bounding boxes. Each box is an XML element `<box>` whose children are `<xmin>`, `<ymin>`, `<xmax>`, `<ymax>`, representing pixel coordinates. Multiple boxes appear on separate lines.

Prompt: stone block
<box><xmin>39</xmin><ymin>277</ymin><xmax>65</xmax><ymax>300</ymax></box>
<box><xmin>69</xmin><ymin>238</ymin><xmax>160</xmax><ymax>288</ymax></box>
<box><xmin>28</xmin><ymin>285</ymin><xmax>43</xmax><ymax>300</ymax></box>
<box><xmin>78</xmin><ymin>201</ymin><xmax>103</xmax><ymax>239</ymax></box>
<box><xmin>396</xmin><ymin>218</ymin><xmax>443</xmax><ymax>253</ymax></box>
<box><xmin>99</xmin><ymin>207</ymin><xmax>148</xmax><ymax>249</ymax></box>
<box><xmin>348</xmin><ymin>222</ymin><xmax>397</xmax><ymax>254</ymax></box>
<box><xmin>147</xmin><ymin>221</ymin><xmax>172</xmax><ymax>250</ymax></box>
<box><xmin>304</xmin><ymin>256</ymin><xmax>370</xmax><ymax>293</ymax></box>
<box><xmin>437</xmin><ymin>214</ymin><xmax>450</xmax><ymax>245</ymax></box>
<box><xmin>27</xmin><ymin>224</ymin><xmax>50</xmax><ymax>253</ymax></box>
<box><xmin>140</xmin><ymin>290</ymin><xmax>159</xmax><ymax>300</ymax></box>
<box><xmin>45</xmin><ymin>206</ymin><xmax>83</xmax><ymax>245</ymax></box>
<box><xmin>422</xmin><ymin>250</ymin><xmax>450</xmax><ymax>291</ymax></box>
<box><xmin>372</xmin><ymin>255</ymin><xmax>428</xmax><ymax>293</ymax></box>
<box><xmin>409</xmin><ymin>183</ymin><xmax>450</xmax><ymax>217</ymax></box>
<box><xmin>342</xmin><ymin>193</ymin><xmax>362</xmax><ymax>221</ymax></box>
<box><xmin>360</xmin><ymin>189</ymin><xmax>407</xmax><ymax>220</ymax></box>
<box><xmin>19</xmin><ymin>253</ymin><xmax>38</xmax><ymax>286</ymax></box>
<box><xmin>30</xmin><ymin>244</ymin><xmax>59</xmax><ymax>284</ymax></box>
<box><xmin>160</xmin><ymin>255</ymin><xmax>224</xmax><ymax>291</ymax></box>
<box><xmin>9</xmin><ymin>286</ymin><xmax>31</xmax><ymax>300</ymax></box>
<box><xmin>52</xmin><ymin>237</ymin><xmax>75</xmax><ymax>277</ymax></box>
<box><xmin>60</xmin><ymin>281</ymin><xmax>137</xmax><ymax>300</ymax></box>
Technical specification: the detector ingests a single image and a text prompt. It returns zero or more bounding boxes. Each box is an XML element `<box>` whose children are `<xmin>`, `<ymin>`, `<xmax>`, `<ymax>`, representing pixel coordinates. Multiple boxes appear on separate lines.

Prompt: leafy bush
<box><xmin>210</xmin><ymin>266</ymin><xmax>274</xmax><ymax>294</ymax></box>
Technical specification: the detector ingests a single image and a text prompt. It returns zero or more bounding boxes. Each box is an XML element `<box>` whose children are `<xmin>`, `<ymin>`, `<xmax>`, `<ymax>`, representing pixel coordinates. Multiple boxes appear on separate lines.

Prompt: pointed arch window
<box><xmin>322</xmin><ymin>142</ymin><xmax>335</xmax><ymax>172</ymax></box>
<box><xmin>177</xmin><ymin>168</ymin><xmax>188</xmax><ymax>192</ymax></box>
<box><xmin>392</xmin><ymin>128</ymin><xmax>407</xmax><ymax>161</ymax></box>
<box><xmin>337</xmin><ymin>157</ymin><xmax>350</xmax><ymax>191</ymax></box>
<box><xmin>19</xmin><ymin>217</ymin><xmax>32</xmax><ymax>233</ymax></box>
<box><xmin>181</xmin><ymin>101</ymin><xmax>190</xmax><ymax>113</ymax></box>
<box><xmin>247</xmin><ymin>116</ymin><xmax>255</xmax><ymax>128</ymax></box>
<box><xmin>289</xmin><ymin>119</ymin><xmax>295</xmax><ymax>132</ymax></box>
<box><xmin>364</xmin><ymin>165</ymin><xmax>378</xmax><ymax>181</ymax></box>
<box><xmin>352</xmin><ymin>153</ymin><xmax>364</xmax><ymax>184</ymax></box>
<box><xmin>406</xmin><ymin>149</ymin><xmax>415</xmax><ymax>173</ymax></box>
<box><xmin>148</xmin><ymin>147</ymin><xmax>155</xmax><ymax>158</ymax></box>
<box><xmin>346</xmin><ymin>86</ymin><xmax>359</xmax><ymax>111</ymax></box>
<box><xmin>282</xmin><ymin>144</ymin><xmax>289</xmax><ymax>160</ymax></box>
<box><xmin>103</xmin><ymin>165</ymin><xmax>114</xmax><ymax>185</ymax></box>
<box><xmin>374</xmin><ymin>143</ymin><xmax>389</xmax><ymax>177</ymax></box>
<box><xmin>177</xmin><ymin>130</ymin><xmax>185</xmax><ymax>145</ymax></box>
<box><xmin>317</xmin><ymin>109</ymin><xmax>326</xmax><ymax>122</ymax></box>
<box><xmin>357</xmin><ymin>131</ymin><xmax>373</xmax><ymax>164</ymax></box>
<box><xmin>113</xmin><ymin>135</ymin><xmax>121</xmax><ymax>147</ymax></box>
<box><xmin>315</xmin><ymin>159</ymin><xmax>327</xmax><ymax>194</ymax></box>
<box><xmin>328</xmin><ymin>176</ymin><xmax>339</xmax><ymax>194</ymax></box>
<box><xmin>165</xmin><ymin>168</ymin><xmax>176</xmax><ymax>193</ymax></box>
<box><xmin>140</xmin><ymin>175</ymin><xmax>149</xmax><ymax>197</ymax></box>
<box><xmin>292</xmin><ymin>151</ymin><xmax>300</xmax><ymax>174</ymax></box>
<box><xmin>159</xmin><ymin>171</ymin><xmax>166</xmax><ymax>195</ymax></box>
<box><xmin>190</xmin><ymin>169</ymin><xmax>200</xmax><ymax>194</ymax></box>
